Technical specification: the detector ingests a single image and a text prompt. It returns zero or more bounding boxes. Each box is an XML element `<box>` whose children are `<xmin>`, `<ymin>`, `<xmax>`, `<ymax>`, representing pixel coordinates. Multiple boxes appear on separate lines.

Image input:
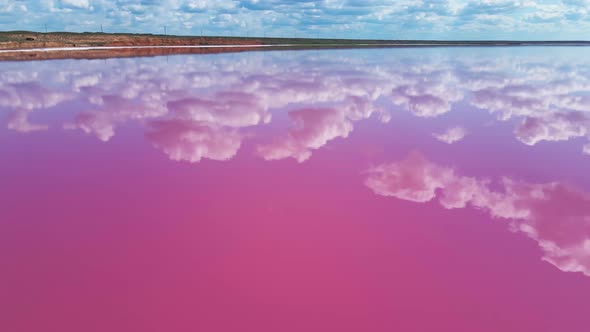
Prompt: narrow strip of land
<box><xmin>0</xmin><ymin>44</ymin><xmax>284</xmax><ymax>53</ymax></box>
<box><xmin>1</xmin><ymin>31</ymin><xmax>589</xmax><ymax>61</ymax></box>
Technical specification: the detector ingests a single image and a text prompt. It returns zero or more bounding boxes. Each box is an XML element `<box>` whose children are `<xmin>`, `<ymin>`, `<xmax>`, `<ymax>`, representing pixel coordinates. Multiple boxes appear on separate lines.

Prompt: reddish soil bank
<box><xmin>0</xmin><ymin>32</ymin><xmax>262</xmax><ymax>50</ymax></box>
<box><xmin>0</xmin><ymin>31</ymin><xmax>266</xmax><ymax>60</ymax></box>
<box><xmin>0</xmin><ymin>46</ymin><xmax>271</xmax><ymax>61</ymax></box>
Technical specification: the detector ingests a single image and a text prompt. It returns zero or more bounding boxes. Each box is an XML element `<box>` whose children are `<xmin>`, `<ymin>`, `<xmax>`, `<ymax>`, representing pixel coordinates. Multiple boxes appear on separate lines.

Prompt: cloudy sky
<box><xmin>2</xmin><ymin>1</ymin><xmax>590</xmax><ymax>40</ymax></box>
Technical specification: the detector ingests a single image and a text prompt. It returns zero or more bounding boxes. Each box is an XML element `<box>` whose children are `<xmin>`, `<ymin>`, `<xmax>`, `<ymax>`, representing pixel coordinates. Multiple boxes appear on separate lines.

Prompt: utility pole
<box><xmin>164</xmin><ymin>26</ymin><xmax>167</xmax><ymax>35</ymax></box>
<box><xmin>100</xmin><ymin>24</ymin><xmax>103</xmax><ymax>33</ymax></box>
<box><xmin>44</xmin><ymin>24</ymin><xmax>47</xmax><ymax>33</ymax></box>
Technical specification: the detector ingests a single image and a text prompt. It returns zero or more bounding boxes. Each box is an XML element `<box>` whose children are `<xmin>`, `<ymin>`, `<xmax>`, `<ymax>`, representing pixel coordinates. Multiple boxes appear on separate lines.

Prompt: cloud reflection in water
<box><xmin>365</xmin><ymin>152</ymin><xmax>590</xmax><ymax>277</ymax></box>
<box><xmin>2</xmin><ymin>49</ymin><xmax>590</xmax><ymax>159</ymax></box>
<box><xmin>1</xmin><ymin>49</ymin><xmax>590</xmax><ymax>280</ymax></box>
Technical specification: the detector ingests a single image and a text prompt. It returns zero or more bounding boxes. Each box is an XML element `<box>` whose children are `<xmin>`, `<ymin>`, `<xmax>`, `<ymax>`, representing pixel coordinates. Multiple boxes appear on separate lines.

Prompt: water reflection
<box><xmin>2</xmin><ymin>49</ymin><xmax>590</xmax><ymax>161</ymax></box>
<box><xmin>146</xmin><ymin>119</ymin><xmax>242</xmax><ymax>163</ymax></box>
<box><xmin>433</xmin><ymin>126</ymin><xmax>467</xmax><ymax>144</ymax></box>
<box><xmin>2</xmin><ymin>49</ymin><xmax>590</xmax><ymax>160</ymax></box>
<box><xmin>365</xmin><ymin>152</ymin><xmax>590</xmax><ymax>277</ymax></box>
<box><xmin>258</xmin><ymin>98</ymin><xmax>389</xmax><ymax>162</ymax></box>
<box><xmin>1</xmin><ymin>82</ymin><xmax>71</xmax><ymax>132</ymax></box>
<box><xmin>4</xmin><ymin>50</ymin><xmax>590</xmax><ymax>332</ymax></box>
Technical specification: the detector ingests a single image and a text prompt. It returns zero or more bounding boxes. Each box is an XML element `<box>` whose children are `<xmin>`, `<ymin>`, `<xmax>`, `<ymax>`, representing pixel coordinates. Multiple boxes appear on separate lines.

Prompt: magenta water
<box><xmin>1</xmin><ymin>47</ymin><xmax>590</xmax><ymax>331</ymax></box>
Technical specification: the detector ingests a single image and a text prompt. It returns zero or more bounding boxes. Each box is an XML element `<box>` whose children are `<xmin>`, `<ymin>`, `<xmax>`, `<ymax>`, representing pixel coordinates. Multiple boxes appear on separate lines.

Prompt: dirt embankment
<box><xmin>0</xmin><ymin>31</ymin><xmax>262</xmax><ymax>50</ymax></box>
<box><xmin>3</xmin><ymin>31</ymin><xmax>588</xmax><ymax>61</ymax></box>
<box><xmin>0</xmin><ymin>31</ymin><xmax>266</xmax><ymax>61</ymax></box>
<box><xmin>0</xmin><ymin>46</ymin><xmax>268</xmax><ymax>61</ymax></box>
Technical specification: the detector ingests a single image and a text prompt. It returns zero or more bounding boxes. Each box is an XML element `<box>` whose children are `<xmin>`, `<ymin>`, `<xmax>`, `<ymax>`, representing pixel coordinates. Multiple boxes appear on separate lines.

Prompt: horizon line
<box><xmin>1</xmin><ymin>30</ymin><xmax>590</xmax><ymax>43</ymax></box>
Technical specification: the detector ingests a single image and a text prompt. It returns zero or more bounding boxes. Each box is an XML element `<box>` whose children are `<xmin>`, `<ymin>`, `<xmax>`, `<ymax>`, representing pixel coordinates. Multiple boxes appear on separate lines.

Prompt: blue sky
<box><xmin>1</xmin><ymin>1</ymin><xmax>590</xmax><ymax>40</ymax></box>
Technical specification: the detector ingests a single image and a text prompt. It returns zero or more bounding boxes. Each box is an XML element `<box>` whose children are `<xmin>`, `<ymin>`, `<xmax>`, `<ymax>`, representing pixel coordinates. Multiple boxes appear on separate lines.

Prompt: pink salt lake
<box><xmin>1</xmin><ymin>47</ymin><xmax>590</xmax><ymax>331</ymax></box>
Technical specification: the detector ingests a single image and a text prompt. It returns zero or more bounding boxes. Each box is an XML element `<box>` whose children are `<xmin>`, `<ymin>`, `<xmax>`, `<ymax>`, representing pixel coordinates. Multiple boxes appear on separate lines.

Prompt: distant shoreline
<box><xmin>1</xmin><ymin>31</ymin><xmax>589</xmax><ymax>61</ymax></box>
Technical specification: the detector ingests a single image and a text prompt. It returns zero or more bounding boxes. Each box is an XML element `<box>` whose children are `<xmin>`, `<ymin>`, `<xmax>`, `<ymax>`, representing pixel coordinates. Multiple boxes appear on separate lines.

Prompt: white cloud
<box><xmin>3</xmin><ymin>49</ymin><xmax>590</xmax><ymax>162</ymax></box>
<box><xmin>365</xmin><ymin>152</ymin><xmax>456</xmax><ymax>202</ymax></box>
<box><xmin>146</xmin><ymin>119</ymin><xmax>242</xmax><ymax>163</ymax></box>
<box><xmin>6</xmin><ymin>108</ymin><xmax>49</xmax><ymax>133</ymax></box>
<box><xmin>257</xmin><ymin>108</ymin><xmax>354</xmax><ymax>162</ymax></box>
<box><xmin>515</xmin><ymin>112</ymin><xmax>590</xmax><ymax>146</ymax></box>
<box><xmin>0</xmin><ymin>81</ymin><xmax>71</xmax><ymax>133</ymax></box>
<box><xmin>61</xmin><ymin>0</ymin><xmax>89</xmax><ymax>8</ymax></box>
<box><xmin>3</xmin><ymin>0</ymin><xmax>590</xmax><ymax>39</ymax></box>
<box><xmin>433</xmin><ymin>126</ymin><xmax>467</xmax><ymax>144</ymax></box>
<box><xmin>365</xmin><ymin>153</ymin><xmax>590</xmax><ymax>277</ymax></box>
<box><xmin>390</xmin><ymin>70</ymin><xmax>463</xmax><ymax>118</ymax></box>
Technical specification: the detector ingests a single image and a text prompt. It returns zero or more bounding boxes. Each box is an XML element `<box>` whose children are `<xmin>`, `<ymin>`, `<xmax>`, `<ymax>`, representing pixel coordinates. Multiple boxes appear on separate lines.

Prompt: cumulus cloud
<box><xmin>2</xmin><ymin>1</ymin><xmax>590</xmax><ymax>39</ymax></box>
<box><xmin>433</xmin><ymin>126</ymin><xmax>467</xmax><ymax>144</ymax></box>
<box><xmin>167</xmin><ymin>93</ymin><xmax>271</xmax><ymax>127</ymax></box>
<box><xmin>515</xmin><ymin>112</ymin><xmax>590</xmax><ymax>146</ymax></box>
<box><xmin>256</xmin><ymin>93</ymin><xmax>389</xmax><ymax>162</ymax></box>
<box><xmin>3</xmin><ymin>49</ymin><xmax>590</xmax><ymax>161</ymax></box>
<box><xmin>63</xmin><ymin>94</ymin><xmax>167</xmax><ymax>142</ymax></box>
<box><xmin>0</xmin><ymin>82</ymin><xmax>71</xmax><ymax>111</ymax></box>
<box><xmin>390</xmin><ymin>69</ymin><xmax>463</xmax><ymax>118</ymax></box>
<box><xmin>61</xmin><ymin>0</ymin><xmax>90</xmax><ymax>9</ymax></box>
<box><xmin>0</xmin><ymin>81</ymin><xmax>71</xmax><ymax>133</ymax></box>
<box><xmin>146</xmin><ymin>119</ymin><xmax>242</xmax><ymax>163</ymax></box>
<box><xmin>365</xmin><ymin>153</ymin><xmax>456</xmax><ymax>203</ymax></box>
<box><xmin>365</xmin><ymin>153</ymin><xmax>590</xmax><ymax>277</ymax></box>
<box><xmin>257</xmin><ymin>107</ymin><xmax>354</xmax><ymax>162</ymax></box>
<box><xmin>460</xmin><ymin>56</ymin><xmax>590</xmax><ymax>152</ymax></box>
<box><xmin>6</xmin><ymin>108</ymin><xmax>49</xmax><ymax>133</ymax></box>
<box><xmin>3</xmin><ymin>52</ymin><xmax>401</xmax><ymax>162</ymax></box>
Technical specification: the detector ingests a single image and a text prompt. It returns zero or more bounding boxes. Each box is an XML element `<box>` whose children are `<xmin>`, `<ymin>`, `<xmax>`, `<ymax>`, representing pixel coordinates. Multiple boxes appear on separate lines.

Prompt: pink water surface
<box><xmin>1</xmin><ymin>48</ymin><xmax>590</xmax><ymax>331</ymax></box>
